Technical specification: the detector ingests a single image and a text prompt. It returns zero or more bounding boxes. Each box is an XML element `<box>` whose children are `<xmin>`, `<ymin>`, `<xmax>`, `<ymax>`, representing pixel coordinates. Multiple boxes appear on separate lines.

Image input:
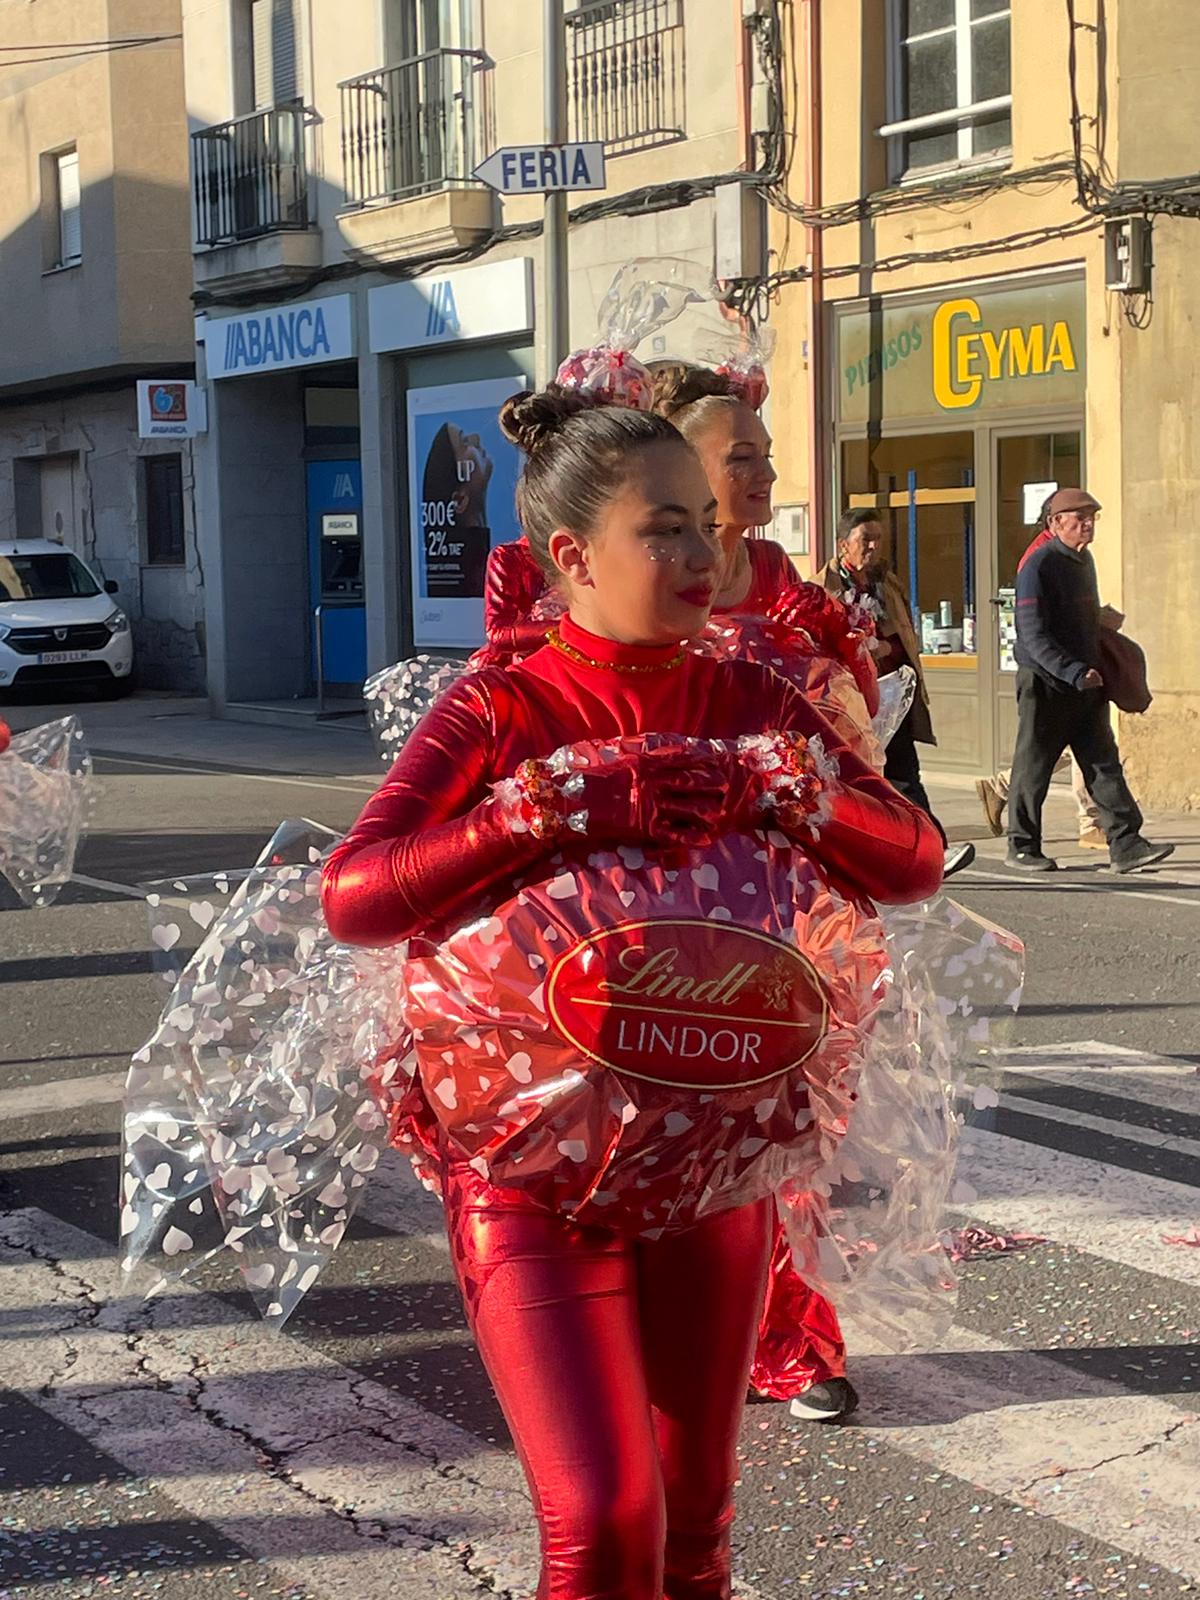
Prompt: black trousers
<box><xmin>883</xmin><ymin>710</ymin><xmax>947</xmax><ymax>847</ymax></box>
<box><xmin>1007</xmin><ymin>667</ymin><xmax>1142</xmax><ymax>857</ymax></box>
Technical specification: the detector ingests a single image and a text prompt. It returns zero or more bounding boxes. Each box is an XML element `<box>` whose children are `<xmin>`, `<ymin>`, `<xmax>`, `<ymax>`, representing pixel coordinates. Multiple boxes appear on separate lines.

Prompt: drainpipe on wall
<box><xmin>801</xmin><ymin>0</ymin><xmax>826</xmax><ymax>569</ymax></box>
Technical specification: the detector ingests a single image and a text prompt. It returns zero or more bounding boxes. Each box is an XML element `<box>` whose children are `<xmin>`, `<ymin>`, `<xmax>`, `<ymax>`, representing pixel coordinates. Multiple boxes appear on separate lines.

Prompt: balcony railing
<box><xmin>192</xmin><ymin>104</ymin><xmax>310</xmax><ymax>248</ymax></box>
<box><xmin>340</xmin><ymin>48</ymin><xmax>486</xmax><ymax>209</ymax></box>
<box><xmin>567</xmin><ymin>0</ymin><xmax>686</xmax><ymax>156</ymax></box>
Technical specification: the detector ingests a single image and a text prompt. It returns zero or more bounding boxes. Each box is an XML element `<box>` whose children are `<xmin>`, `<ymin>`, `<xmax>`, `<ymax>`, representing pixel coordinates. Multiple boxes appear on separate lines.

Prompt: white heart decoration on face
<box><xmin>152</xmin><ymin>923</ymin><xmax>182</xmax><ymax>952</ymax></box>
<box><xmin>434</xmin><ymin>1078</ymin><xmax>459</xmax><ymax>1110</ymax></box>
<box><xmin>618</xmin><ymin>890</ymin><xmax>637</xmax><ymax>907</ymax></box>
<box><xmin>663</xmin><ymin>1111</ymin><xmax>693</xmax><ymax>1138</ymax></box>
<box><xmin>147</xmin><ymin>1162</ymin><xmax>172</xmax><ymax>1192</ymax></box>
<box><xmin>244</xmin><ymin>1263</ymin><xmax>275</xmax><ymax>1287</ymax></box>
<box><xmin>690</xmin><ymin>863</ymin><xmax>720</xmax><ymax>892</ymax></box>
<box><xmin>162</xmin><ymin>1226</ymin><xmax>194</xmax><ymax>1257</ymax></box>
<box><xmin>189</xmin><ymin>902</ymin><xmax>217</xmax><ymax>930</ymax></box>
<box><xmin>556</xmin><ymin>1139</ymin><xmax>588</xmax><ymax>1163</ymax></box>
<box><xmin>477</xmin><ymin>916</ymin><xmax>505</xmax><ymax>947</ymax></box>
<box><xmin>546</xmin><ymin>872</ymin><xmax>579</xmax><ymax>901</ymax></box>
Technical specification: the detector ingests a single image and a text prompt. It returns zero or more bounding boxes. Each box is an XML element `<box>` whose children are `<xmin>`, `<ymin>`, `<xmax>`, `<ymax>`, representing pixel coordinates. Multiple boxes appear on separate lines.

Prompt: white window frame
<box><xmin>54</xmin><ymin>147</ymin><xmax>82</xmax><ymax>268</ymax></box>
<box><xmin>882</xmin><ymin>0</ymin><xmax>1012</xmax><ymax>183</ymax></box>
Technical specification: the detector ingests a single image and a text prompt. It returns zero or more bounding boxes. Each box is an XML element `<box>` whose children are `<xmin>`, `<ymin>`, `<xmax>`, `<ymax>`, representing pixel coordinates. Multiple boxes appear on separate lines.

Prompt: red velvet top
<box><xmin>483</xmin><ymin>536</ymin><xmax>802</xmax><ymax>658</ymax></box>
<box><xmin>323</xmin><ymin>617</ymin><xmax>943</xmax><ymax>947</ymax></box>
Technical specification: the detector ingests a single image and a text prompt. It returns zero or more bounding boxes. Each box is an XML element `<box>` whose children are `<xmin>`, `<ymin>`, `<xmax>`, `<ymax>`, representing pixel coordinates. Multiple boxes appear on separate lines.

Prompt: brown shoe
<box><xmin>1078</xmin><ymin>825</ymin><xmax>1107</xmax><ymax>850</ymax></box>
<box><xmin>975</xmin><ymin>777</ymin><xmax>1005</xmax><ymax>836</ymax></box>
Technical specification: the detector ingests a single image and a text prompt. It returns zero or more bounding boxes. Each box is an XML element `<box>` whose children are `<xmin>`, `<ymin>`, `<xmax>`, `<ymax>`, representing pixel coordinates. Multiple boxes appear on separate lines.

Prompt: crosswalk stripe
<box><xmin>0</xmin><ymin>1202</ymin><xmax>774</xmax><ymax>1600</ymax></box>
<box><xmin>959</xmin><ymin>1125</ymin><xmax>1200</xmax><ymax>1287</ymax></box>
<box><xmin>999</xmin><ymin>1088</ymin><xmax>1200</xmax><ymax>1165</ymax></box>
<box><xmin>1000</xmin><ymin>1040</ymin><xmax>1200</xmax><ymax>1118</ymax></box>
<box><xmin>845</xmin><ymin>1320</ymin><xmax>1200</xmax><ymax>1582</ymax></box>
<box><xmin>0</xmin><ymin>1069</ymin><xmax>126</xmax><ymax>1123</ymax></box>
<box><xmin>6</xmin><ymin>1039</ymin><xmax>1200</xmax><ymax>1595</ymax></box>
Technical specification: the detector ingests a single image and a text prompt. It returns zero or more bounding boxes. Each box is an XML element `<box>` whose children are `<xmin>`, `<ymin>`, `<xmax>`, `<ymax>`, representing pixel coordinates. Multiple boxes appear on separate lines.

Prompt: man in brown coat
<box><xmin>819</xmin><ymin>507</ymin><xmax>974</xmax><ymax>878</ymax></box>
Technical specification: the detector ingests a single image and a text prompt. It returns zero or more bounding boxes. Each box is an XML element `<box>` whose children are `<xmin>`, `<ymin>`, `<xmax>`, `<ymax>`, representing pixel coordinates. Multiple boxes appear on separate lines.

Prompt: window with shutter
<box><xmin>251</xmin><ymin>0</ymin><xmax>300</xmax><ymax>108</ymax></box>
<box><xmin>57</xmin><ymin>149</ymin><xmax>81</xmax><ymax>266</ymax></box>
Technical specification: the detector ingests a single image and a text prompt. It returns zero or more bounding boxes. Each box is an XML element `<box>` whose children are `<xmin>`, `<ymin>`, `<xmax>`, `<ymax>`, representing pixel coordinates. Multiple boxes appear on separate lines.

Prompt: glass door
<box><xmin>842</xmin><ymin>430</ymin><xmax>983</xmax><ymax>769</ymax></box>
<box><xmin>990</xmin><ymin>427</ymin><xmax>1083</xmax><ymax>762</ymax></box>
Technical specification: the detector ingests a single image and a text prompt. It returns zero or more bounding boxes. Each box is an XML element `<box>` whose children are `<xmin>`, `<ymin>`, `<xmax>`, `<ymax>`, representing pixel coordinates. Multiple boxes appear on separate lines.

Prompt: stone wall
<box><xmin>0</xmin><ymin>384</ymin><xmax>205</xmax><ymax>691</ymax></box>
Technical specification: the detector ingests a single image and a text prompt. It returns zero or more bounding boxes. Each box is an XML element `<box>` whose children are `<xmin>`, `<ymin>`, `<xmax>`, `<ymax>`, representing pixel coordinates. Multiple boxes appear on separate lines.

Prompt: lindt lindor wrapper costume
<box><xmin>0</xmin><ymin>716</ymin><xmax>93</xmax><ymax>906</ymax></box>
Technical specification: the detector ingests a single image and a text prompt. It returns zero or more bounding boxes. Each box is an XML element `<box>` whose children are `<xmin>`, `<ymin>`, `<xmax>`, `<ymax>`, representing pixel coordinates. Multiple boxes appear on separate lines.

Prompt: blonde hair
<box><xmin>647</xmin><ymin>361</ymin><xmax>741</xmax><ymax>445</ymax></box>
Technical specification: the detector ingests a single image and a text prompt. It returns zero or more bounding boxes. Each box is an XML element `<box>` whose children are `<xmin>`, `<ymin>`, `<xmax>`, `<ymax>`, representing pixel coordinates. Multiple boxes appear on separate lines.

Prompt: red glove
<box><xmin>574</xmin><ymin>747</ymin><xmax>733</xmax><ymax>850</ymax></box>
<box><xmin>0</xmin><ymin>720</ymin><xmax>10</xmax><ymax>755</ymax></box>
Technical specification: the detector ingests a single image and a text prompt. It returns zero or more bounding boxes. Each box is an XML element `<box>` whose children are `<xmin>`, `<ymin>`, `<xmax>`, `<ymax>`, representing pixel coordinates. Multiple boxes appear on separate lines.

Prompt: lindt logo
<box><xmin>547</xmin><ymin>918</ymin><xmax>828</xmax><ymax>1090</ymax></box>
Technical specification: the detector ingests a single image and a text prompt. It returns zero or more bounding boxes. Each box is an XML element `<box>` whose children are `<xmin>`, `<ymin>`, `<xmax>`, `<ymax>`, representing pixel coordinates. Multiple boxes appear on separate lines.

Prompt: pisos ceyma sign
<box><xmin>837</xmin><ymin>277</ymin><xmax>1085</xmax><ymax>423</ymax></box>
<box><xmin>931</xmin><ymin>295</ymin><xmax>1078</xmax><ymax>410</ymax></box>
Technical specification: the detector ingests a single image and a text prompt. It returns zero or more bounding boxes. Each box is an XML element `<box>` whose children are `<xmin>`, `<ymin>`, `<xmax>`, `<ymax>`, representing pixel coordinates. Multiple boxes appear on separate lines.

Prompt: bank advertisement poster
<box><xmin>407</xmin><ymin>377</ymin><xmax>526</xmax><ymax>648</ymax></box>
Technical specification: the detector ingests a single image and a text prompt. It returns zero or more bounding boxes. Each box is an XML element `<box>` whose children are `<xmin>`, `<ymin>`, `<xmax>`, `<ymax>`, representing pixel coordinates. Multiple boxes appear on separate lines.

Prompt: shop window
<box><xmin>884</xmin><ymin>0</ymin><xmax>1011</xmax><ymax>180</ymax></box>
<box><xmin>842</xmin><ymin>432</ymin><xmax>978</xmax><ymax>658</ymax></box>
<box><xmin>304</xmin><ymin>386</ymin><xmax>361</xmax><ymax>449</ymax></box>
<box><xmin>995</xmin><ymin>432</ymin><xmax>1082</xmax><ymax>587</ymax></box>
<box><xmin>143</xmin><ymin>455</ymin><xmax>187</xmax><ymax>566</ymax></box>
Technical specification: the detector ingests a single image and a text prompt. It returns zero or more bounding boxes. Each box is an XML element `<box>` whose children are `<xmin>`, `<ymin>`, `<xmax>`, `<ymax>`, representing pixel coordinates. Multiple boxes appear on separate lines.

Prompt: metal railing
<box><xmin>340</xmin><ymin>48</ymin><xmax>487</xmax><ymax>209</ymax></box>
<box><xmin>566</xmin><ymin>0</ymin><xmax>686</xmax><ymax>156</ymax></box>
<box><xmin>192</xmin><ymin>103</ymin><xmax>310</xmax><ymax>248</ymax></box>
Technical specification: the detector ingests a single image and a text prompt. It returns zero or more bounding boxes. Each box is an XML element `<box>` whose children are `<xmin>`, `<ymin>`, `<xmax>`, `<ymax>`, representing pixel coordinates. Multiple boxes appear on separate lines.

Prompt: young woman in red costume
<box><xmin>481</xmin><ymin>367</ymin><xmax>877</xmax><ymax>720</ymax></box>
<box><xmin>323</xmin><ymin>389</ymin><xmax>942</xmax><ymax>1600</ymax></box>
<box><xmin>644</xmin><ymin>363</ymin><xmax>863</xmax><ymax>1422</ymax></box>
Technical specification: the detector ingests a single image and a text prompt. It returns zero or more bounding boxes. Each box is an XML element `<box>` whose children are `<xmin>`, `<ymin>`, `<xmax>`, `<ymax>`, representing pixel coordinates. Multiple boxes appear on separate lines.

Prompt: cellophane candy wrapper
<box><xmin>121</xmin><ymin>819</ymin><xmax>410</xmax><ymax>1326</ymax></box>
<box><xmin>364</xmin><ymin>654</ymin><xmax>471</xmax><ymax>768</ymax></box>
<box><xmin>0</xmin><ymin>715</ymin><xmax>93</xmax><ymax>906</ymax></box>
<box><xmin>874</xmin><ymin>666</ymin><xmax>917</xmax><ymax>749</ymax></box>
<box><xmin>697</xmin><ymin>323</ymin><xmax>777</xmax><ymax>411</ymax></box>
<box><xmin>557</xmin><ymin>258</ymin><xmax>713</xmax><ymax>409</ymax></box>
<box><xmin>399</xmin><ymin>733</ymin><xmax>897</xmax><ymax>1237</ymax></box>
<box><xmin>779</xmin><ymin>893</ymin><xmax>1025</xmax><ymax>1349</ymax></box>
<box><xmin>694</xmin><ymin>617</ymin><xmax>885</xmax><ymax>770</ymax></box>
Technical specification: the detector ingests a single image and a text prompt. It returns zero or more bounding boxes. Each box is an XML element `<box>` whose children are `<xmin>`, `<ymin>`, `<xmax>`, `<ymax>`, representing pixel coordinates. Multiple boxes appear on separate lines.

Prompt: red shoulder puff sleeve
<box><xmin>0</xmin><ymin>720</ymin><xmax>10</xmax><ymax>755</ymax></box>
<box><xmin>321</xmin><ymin>675</ymin><xmax>544</xmax><ymax>946</ymax></box>
<box><xmin>483</xmin><ymin>538</ymin><xmax>556</xmax><ymax>656</ymax></box>
<box><xmin>762</xmin><ymin>675</ymin><xmax>942</xmax><ymax>905</ymax></box>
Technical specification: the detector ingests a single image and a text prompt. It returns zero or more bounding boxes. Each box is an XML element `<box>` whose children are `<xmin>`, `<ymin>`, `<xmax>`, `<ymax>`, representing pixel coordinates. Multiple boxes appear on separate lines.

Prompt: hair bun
<box><xmin>647</xmin><ymin>361</ymin><xmax>734</xmax><ymax>420</ymax></box>
<box><xmin>499</xmin><ymin>386</ymin><xmax>597</xmax><ymax>454</ymax></box>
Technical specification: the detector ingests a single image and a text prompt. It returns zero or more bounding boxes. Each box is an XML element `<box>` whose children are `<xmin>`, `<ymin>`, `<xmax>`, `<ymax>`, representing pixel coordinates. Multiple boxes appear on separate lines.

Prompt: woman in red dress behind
<box><xmin>323</xmin><ymin>389</ymin><xmax>942</xmax><ymax>1599</ymax></box>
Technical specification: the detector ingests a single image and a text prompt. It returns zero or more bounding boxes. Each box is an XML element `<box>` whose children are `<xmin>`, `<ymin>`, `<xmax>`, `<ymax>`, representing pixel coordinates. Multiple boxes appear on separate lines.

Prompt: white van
<box><xmin>0</xmin><ymin>540</ymin><xmax>134</xmax><ymax>697</ymax></box>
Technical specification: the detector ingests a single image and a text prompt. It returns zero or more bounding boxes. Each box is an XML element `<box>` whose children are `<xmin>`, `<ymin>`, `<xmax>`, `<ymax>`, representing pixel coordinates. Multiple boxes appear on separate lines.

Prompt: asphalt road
<box><xmin>2</xmin><ymin>696</ymin><xmax>1198</xmax><ymax>1599</ymax></box>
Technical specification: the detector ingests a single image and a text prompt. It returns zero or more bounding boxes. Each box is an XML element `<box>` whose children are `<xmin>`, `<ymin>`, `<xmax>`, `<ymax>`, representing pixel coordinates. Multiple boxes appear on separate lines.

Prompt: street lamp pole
<box><xmin>542</xmin><ymin>0</ymin><xmax>570</xmax><ymax>382</ymax></box>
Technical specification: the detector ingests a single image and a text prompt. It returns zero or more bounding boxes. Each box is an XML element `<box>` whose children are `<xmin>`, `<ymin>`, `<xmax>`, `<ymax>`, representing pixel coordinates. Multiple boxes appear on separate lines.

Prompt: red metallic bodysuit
<box><xmin>324</xmin><ymin>619</ymin><xmax>941</xmax><ymax>1600</ymax></box>
<box><xmin>483</xmin><ymin>538</ymin><xmax>869</xmax><ymax>1401</ymax></box>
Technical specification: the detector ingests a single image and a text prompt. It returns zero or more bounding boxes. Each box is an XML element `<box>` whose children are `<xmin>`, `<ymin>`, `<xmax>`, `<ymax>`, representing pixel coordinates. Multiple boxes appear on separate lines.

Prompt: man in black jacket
<box><xmin>1007</xmin><ymin>487</ymin><xmax>1172</xmax><ymax>874</ymax></box>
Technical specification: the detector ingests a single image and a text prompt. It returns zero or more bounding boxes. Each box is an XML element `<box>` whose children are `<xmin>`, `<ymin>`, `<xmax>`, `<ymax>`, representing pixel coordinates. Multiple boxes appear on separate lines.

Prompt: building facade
<box><xmin>0</xmin><ymin>0</ymin><xmax>203</xmax><ymax>691</ymax></box>
<box><xmin>183</xmin><ymin>0</ymin><xmax>773</xmax><ymax>714</ymax></box>
<box><xmin>769</xmin><ymin>0</ymin><xmax>1200</xmax><ymax>808</ymax></box>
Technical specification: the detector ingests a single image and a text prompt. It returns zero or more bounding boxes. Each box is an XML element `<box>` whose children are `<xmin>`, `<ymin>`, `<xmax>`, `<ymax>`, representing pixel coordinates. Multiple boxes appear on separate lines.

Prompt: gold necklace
<box><xmin>548</xmin><ymin>627</ymin><xmax>686</xmax><ymax>675</ymax></box>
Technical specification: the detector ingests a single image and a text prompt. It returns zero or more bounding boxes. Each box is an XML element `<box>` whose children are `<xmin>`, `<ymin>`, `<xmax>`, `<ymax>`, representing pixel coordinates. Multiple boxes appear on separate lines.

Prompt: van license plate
<box><xmin>38</xmin><ymin>651</ymin><xmax>90</xmax><ymax>665</ymax></box>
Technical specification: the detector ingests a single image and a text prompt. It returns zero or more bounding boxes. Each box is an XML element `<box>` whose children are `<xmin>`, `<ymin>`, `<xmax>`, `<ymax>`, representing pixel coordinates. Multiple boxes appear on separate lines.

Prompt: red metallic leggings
<box><xmin>749</xmin><ymin>1224</ymin><xmax>846</xmax><ymax>1399</ymax></box>
<box><xmin>442</xmin><ymin>1162</ymin><xmax>773</xmax><ymax>1600</ymax></box>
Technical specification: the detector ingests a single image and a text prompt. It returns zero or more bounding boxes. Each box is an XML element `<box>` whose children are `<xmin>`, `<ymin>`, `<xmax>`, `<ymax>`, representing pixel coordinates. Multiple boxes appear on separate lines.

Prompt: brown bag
<box><xmin>1098</xmin><ymin>629</ymin><xmax>1152</xmax><ymax>714</ymax></box>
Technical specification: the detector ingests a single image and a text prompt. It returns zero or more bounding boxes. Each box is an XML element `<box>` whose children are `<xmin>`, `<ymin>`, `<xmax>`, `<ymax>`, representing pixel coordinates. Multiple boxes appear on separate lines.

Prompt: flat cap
<box><xmin>1046</xmin><ymin>487</ymin><xmax>1101</xmax><ymax>516</ymax></box>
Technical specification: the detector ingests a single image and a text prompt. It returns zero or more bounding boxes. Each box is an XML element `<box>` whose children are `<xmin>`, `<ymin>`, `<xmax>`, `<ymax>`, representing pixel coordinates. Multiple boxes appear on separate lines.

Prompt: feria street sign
<box><xmin>472</xmin><ymin>142</ymin><xmax>607</xmax><ymax>196</ymax></box>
